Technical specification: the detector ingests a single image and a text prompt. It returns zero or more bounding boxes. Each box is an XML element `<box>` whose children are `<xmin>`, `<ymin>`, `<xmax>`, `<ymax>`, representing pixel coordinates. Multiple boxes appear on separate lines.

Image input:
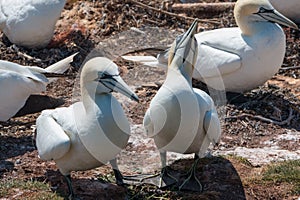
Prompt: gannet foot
<box><xmin>158</xmin><ymin>166</ymin><xmax>178</xmax><ymax>188</ymax></box>
<box><xmin>178</xmin><ymin>158</ymin><xmax>202</xmax><ymax>192</ymax></box>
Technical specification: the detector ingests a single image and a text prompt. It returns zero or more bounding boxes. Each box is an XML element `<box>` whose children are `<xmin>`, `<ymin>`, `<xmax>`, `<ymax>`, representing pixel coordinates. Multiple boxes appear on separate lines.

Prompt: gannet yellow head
<box><xmin>168</xmin><ymin>19</ymin><xmax>198</xmax><ymax>79</ymax></box>
<box><xmin>234</xmin><ymin>0</ymin><xmax>298</xmax><ymax>35</ymax></box>
<box><xmin>81</xmin><ymin>57</ymin><xmax>139</xmax><ymax>102</ymax></box>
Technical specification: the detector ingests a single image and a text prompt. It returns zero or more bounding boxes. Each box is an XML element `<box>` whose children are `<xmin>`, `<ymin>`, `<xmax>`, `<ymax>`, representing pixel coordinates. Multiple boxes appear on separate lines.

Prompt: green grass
<box><xmin>262</xmin><ymin>159</ymin><xmax>300</xmax><ymax>194</ymax></box>
<box><xmin>0</xmin><ymin>179</ymin><xmax>64</xmax><ymax>199</ymax></box>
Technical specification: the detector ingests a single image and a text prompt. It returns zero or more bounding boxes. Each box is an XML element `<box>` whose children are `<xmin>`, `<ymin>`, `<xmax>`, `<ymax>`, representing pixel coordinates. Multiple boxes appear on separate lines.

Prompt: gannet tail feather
<box><xmin>122</xmin><ymin>55</ymin><xmax>167</xmax><ymax>68</ymax></box>
<box><xmin>45</xmin><ymin>52</ymin><xmax>78</xmax><ymax>73</ymax></box>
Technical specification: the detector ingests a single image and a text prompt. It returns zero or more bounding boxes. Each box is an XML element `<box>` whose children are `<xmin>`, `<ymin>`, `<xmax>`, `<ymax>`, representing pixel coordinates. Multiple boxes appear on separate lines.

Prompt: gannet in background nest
<box><xmin>0</xmin><ymin>53</ymin><xmax>77</xmax><ymax>122</ymax></box>
<box><xmin>0</xmin><ymin>0</ymin><xmax>77</xmax><ymax>48</ymax></box>
<box><xmin>270</xmin><ymin>0</ymin><xmax>300</xmax><ymax>24</ymax></box>
<box><xmin>143</xmin><ymin>20</ymin><xmax>221</xmax><ymax>192</ymax></box>
<box><xmin>123</xmin><ymin>0</ymin><xmax>298</xmax><ymax>93</ymax></box>
<box><xmin>36</xmin><ymin>57</ymin><xmax>139</xmax><ymax>199</ymax></box>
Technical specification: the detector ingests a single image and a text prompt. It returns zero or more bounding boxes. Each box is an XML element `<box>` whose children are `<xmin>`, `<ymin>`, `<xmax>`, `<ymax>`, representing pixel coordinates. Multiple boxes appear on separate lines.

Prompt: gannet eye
<box><xmin>255</xmin><ymin>7</ymin><xmax>274</xmax><ymax>14</ymax></box>
<box><xmin>98</xmin><ymin>73</ymin><xmax>119</xmax><ymax>80</ymax></box>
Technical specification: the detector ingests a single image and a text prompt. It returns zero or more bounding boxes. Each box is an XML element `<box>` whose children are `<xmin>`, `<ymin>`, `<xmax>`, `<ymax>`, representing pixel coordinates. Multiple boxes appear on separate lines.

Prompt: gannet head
<box><xmin>81</xmin><ymin>57</ymin><xmax>139</xmax><ymax>102</ymax></box>
<box><xmin>234</xmin><ymin>0</ymin><xmax>298</xmax><ymax>35</ymax></box>
<box><xmin>168</xmin><ymin>19</ymin><xmax>198</xmax><ymax>79</ymax></box>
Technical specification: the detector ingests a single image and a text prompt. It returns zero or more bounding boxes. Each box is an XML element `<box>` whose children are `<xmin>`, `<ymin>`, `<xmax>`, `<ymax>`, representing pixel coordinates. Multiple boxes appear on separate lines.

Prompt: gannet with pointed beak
<box><xmin>123</xmin><ymin>0</ymin><xmax>298</xmax><ymax>93</ymax></box>
<box><xmin>36</xmin><ymin>57</ymin><xmax>139</xmax><ymax>199</ymax></box>
<box><xmin>0</xmin><ymin>53</ymin><xmax>77</xmax><ymax>122</ymax></box>
<box><xmin>143</xmin><ymin>20</ymin><xmax>221</xmax><ymax>191</ymax></box>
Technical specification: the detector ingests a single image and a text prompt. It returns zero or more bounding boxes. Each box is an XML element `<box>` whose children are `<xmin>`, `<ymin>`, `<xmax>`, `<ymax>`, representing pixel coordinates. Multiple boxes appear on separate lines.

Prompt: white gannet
<box><xmin>35</xmin><ymin>57</ymin><xmax>139</xmax><ymax>198</ymax></box>
<box><xmin>123</xmin><ymin>0</ymin><xmax>298</xmax><ymax>93</ymax></box>
<box><xmin>143</xmin><ymin>20</ymin><xmax>221</xmax><ymax>191</ymax></box>
<box><xmin>270</xmin><ymin>0</ymin><xmax>300</xmax><ymax>24</ymax></box>
<box><xmin>0</xmin><ymin>0</ymin><xmax>77</xmax><ymax>48</ymax></box>
<box><xmin>0</xmin><ymin>53</ymin><xmax>77</xmax><ymax>121</ymax></box>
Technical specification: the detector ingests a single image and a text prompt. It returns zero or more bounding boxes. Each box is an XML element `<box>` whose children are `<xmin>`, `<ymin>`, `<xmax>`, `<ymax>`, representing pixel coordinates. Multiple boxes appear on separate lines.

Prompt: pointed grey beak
<box><xmin>102</xmin><ymin>75</ymin><xmax>139</xmax><ymax>102</ymax></box>
<box><xmin>256</xmin><ymin>7</ymin><xmax>299</xmax><ymax>30</ymax></box>
<box><xmin>176</xmin><ymin>19</ymin><xmax>198</xmax><ymax>51</ymax></box>
<box><xmin>169</xmin><ymin>19</ymin><xmax>198</xmax><ymax>65</ymax></box>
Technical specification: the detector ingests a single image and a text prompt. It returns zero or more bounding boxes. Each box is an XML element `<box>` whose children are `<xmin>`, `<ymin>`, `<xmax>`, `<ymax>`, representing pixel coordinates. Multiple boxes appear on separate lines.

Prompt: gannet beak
<box><xmin>168</xmin><ymin>19</ymin><xmax>198</xmax><ymax>67</ymax></box>
<box><xmin>101</xmin><ymin>75</ymin><xmax>139</xmax><ymax>102</ymax></box>
<box><xmin>255</xmin><ymin>7</ymin><xmax>299</xmax><ymax>30</ymax></box>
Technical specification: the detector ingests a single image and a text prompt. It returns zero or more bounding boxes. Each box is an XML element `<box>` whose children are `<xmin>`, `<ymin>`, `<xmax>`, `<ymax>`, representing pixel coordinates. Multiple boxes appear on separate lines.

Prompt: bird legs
<box><xmin>110</xmin><ymin>158</ymin><xmax>124</xmax><ymax>185</ymax></box>
<box><xmin>178</xmin><ymin>154</ymin><xmax>202</xmax><ymax>192</ymax></box>
<box><xmin>158</xmin><ymin>151</ymin><xmax>178</xmax><ymax>187</ymax></box>
<box><xmin>64</xmin><ymin>174</ymin><xmax>76</xmax><ymax>200</ymax></box>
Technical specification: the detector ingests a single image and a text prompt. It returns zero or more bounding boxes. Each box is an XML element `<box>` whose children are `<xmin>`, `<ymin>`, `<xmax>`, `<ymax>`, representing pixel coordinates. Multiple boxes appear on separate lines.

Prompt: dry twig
<box><xmin>172</xmin><ymin>2</ymin><xmax>235</xmax><ymax>13</ymax></box>
<box><xmin>226</xmin><ymin>107</ymin><xmax>294</xmax><ymax>126</ymax></box>
<box><xmin>127</xmin><ymin>0</ymin><xmax>220</xmax><ymax>25</ymax></box>
<box><xmin>280</xmin><ymin>65</ymin><xmax>300</xmax><ymax>71</ymax></box>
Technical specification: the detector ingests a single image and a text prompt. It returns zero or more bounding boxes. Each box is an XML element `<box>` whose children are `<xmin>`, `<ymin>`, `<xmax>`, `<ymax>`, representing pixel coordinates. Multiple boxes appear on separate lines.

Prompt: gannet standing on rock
<box><xmin>124</xmin><ymin>0</ymin><xmax>298</xmax><ymax>93</ymax></box>
<box><xmin>143</xmin><ymin>20</ymin><xmax>221</xmax><ymax>192</ymax></box>
<box><xmin>0</xmin><ymin>53</ymin><xmax>77</xmax><ymax>122</ymax></box>
<box><xmin>0</xmin><ymin>0</ymin><xmax>76</xmax><ymax>48</ymax></box>
<box><xmin>35</xmin><ymin>57</ymin><xmax>139</xmax><ymax>199</ymax></box>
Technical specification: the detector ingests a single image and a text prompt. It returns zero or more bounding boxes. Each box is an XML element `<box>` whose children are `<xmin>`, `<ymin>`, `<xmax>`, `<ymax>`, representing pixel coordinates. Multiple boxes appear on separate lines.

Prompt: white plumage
<box><xmin>36</xmin><ymin>57</ymin><xmax>139</xmax><ymax>198</ymax></box>
<box><xmin>0</xmin><ymin>53</ymin><xmax>77</xmax><ymax>121</ymax></box>
<box><xmin>0</xmin><ymin>0</ymin><xmax>71</xmax><ymax>48</ymax></box>
<box><xmin>143</xmin><ymin>20</ymin><xmax>221</xmax><ymax>191</ymax></box>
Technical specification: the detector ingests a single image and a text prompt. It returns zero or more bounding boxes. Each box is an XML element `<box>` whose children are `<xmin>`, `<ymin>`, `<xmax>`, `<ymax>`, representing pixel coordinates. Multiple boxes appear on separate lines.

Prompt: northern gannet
<box><xmin>35</xmin><ymin>57</ymin><xmax>139</xmax><ymax>198</ymax></box>
<box><xmin>143</xmin><ymin>20</ymin><xmax>221</xmax><ymax>191</ymax></box>
<box><xmin>0</xmin><ymin>53</ymin><xmax>77</xmax><ymax>122</ymax></box>
<box><xmin>0</xmin><ymin>0</ymin><xmax>77</xmax><ymax>48</ymax></box>
<box><xmin>123</xmin><ymin>0</ymin><xmax>298</xmax><ymax>93</ymax></box>
<box><xmin>270</xmin><ymin>0</ymin><xmax>300</xmax><ymax>24</ymax></box>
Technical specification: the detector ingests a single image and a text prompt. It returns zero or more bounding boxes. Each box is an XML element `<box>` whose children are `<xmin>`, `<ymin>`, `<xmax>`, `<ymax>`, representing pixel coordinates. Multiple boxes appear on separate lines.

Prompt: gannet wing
<box><xmin>36</xmin><ymin>110</ymin><xmax>71</xmax><ymax>161</ymax></box>
<box><xmin>203</xmin><ymin>109</ymin><xmax>221</xmax><ymax>145</ymax></box>
<box><xmin>193</xmin><ymin>43</ymin><xmax>241</xmax><ymax>79</ymax></box>
<box><xmin>143</xmin><ymin>109</ymin><xmax>155</xmax><ymax>137</ymax></box>
<box><xmin>0</xmin><ymin>60</ymin><xmax>48</xmax><ymax>83</ymax></box>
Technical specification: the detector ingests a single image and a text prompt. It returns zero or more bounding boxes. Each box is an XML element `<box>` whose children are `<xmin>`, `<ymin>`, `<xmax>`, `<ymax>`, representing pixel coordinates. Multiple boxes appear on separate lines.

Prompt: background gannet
<box><xmin>0</xmin><ymin>53</ymin><xmax>77</xmax><ymax>122</ymax></box>
<box><xmin>143</xmin><ymin>20</ymin><xmax>221</xmax><ymax>191</ymax></box>
<box><xmin>123</xmin><ymin>0</ymin><xmax>298</xmax><ymax>93</ymax></box>
<box><xmin>35</xmin><ymin>57</ymin><xmax>139</xmax><ymax>199</ymax></box>
<box><xmin>270</xmin><ymin>0</ymin><xmax>300</xmax><ymax>24</ymax></box>
<box><xmin>0</xmin><ymin>0</ymin><xmax>77</xmax><ymax>48</ymax></box>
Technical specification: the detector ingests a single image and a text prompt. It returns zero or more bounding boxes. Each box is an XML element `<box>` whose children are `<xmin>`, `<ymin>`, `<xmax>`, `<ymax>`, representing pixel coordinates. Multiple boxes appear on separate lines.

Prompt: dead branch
<box><xmin>280</xmin><ymin>65</ymin><xmax>300</xmax><ymax>70</ymax></box>
<box><xmin>127</xmin><ymin>0</ymin><xmax>220</xmax><ymax>25</ymax></box>
<box><xmin>226</xmin><ymin>107</ymin><xmax>294</xmax><ymax>126</ymax></box>
<box><xmin>172</xmin><ymin>2</ymin><xmax>235</xmax><ymax>13</ymax></box>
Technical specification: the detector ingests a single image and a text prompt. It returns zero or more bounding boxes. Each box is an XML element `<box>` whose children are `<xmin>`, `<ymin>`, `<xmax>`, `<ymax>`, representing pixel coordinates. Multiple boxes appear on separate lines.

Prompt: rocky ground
<box><xmin>0</xmin><ymin>0</ymin><xmax>299</xmax><ymax>199</ymax></box>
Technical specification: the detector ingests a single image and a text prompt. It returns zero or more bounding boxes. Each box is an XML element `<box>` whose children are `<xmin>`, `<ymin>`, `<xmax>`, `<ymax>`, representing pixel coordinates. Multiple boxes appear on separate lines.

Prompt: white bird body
<box><xmin>36</xmin><ymin>57</ymin><xmax>139</xmax><ymax>197</ymax></box>
<box><xmin>193</xmin><ymin>23</ymin><xmax>285</xmax><ymax>92</ymax></box>
<box><xmin>0</xmin><ymin>0</ymin><xmax>66</xmax><ymax>48</ymax></box>
<box><xmin>144</xmin><ymin>68</ymin><xmax>220</xmax><ymax>156</ymax></box>
<box><xmin>270</xmin><ymin>0</ymin><xmax>300</xmax><ymax>24</ymax></box>
<box><xmin>36</xmin><ymin>97</ymin><xmax>130</xmax><ymax>175</ymax></box>
<box><xmin>0</xmin><ymin>53</ymin><xmax>76</xmax><ymax>121</ymax></box>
